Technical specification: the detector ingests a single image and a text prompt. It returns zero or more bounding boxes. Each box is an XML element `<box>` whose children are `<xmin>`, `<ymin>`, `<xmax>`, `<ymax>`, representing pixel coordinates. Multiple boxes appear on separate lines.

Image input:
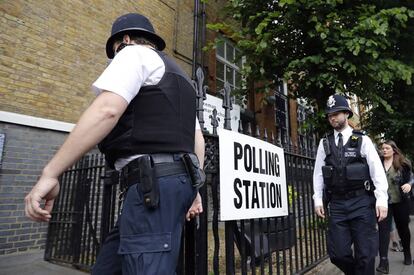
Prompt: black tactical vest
<box><xmin>98</xmin><ymin>50</ymin><xmax>196</xmax><ymax>168</ymax></box>
<box><xmin>322</xmin><ymin>130</ymin><xmax>372</xmax><ymax>193</ymax></box>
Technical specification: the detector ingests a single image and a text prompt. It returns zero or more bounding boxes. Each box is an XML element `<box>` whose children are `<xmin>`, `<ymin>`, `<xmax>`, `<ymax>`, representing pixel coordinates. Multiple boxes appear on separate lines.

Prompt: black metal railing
<box><xmin>45</xmin><ymin>67</ymin><xmax>327</xmax><ymax>274</ymax></box>
<box><xmin>197</xmin><ymin>123</ymin><xmax>326</xmax><ymax>274</ymax></box>
<box><xmin>44</xmin><ymin>154</ymin><xmax>108</xmax><ymax>269</ymax></box>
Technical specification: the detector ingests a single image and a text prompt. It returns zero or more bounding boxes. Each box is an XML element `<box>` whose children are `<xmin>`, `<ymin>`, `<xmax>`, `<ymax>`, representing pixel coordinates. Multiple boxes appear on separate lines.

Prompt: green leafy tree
<box><xmin>362</xmin><ymin>2</ymin><xmax>414</xmax><ymax>158</ymax></box>
<box><xmin>209</xmin><ymin>0</ymin><xmax>414</xmax><ymax>155</ymax></box>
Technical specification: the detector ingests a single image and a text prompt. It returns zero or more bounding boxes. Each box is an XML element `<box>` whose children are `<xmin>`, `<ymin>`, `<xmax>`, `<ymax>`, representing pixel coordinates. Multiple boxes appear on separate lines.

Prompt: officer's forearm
<box><xmin>42</xmin><ymin>92</ymin><xmax>128</xmax><ymax>178</ymax></box>
<box><xmin>194</xmin><ymin>129</ymin><xmax>205</xmax><ymax>168</ymax></box>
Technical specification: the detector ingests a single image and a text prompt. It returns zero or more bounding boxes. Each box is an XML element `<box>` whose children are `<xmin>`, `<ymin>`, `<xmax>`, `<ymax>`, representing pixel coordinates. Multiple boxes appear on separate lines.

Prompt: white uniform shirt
<box><xmin>92</xmin><ymin>45</ymin><xmax>200</xmax><ymax>170</ymax></box>
<box><xmin>312</xmin><ymin>125</ymin><xmax>388</xmax><ymax>208</ymax></box>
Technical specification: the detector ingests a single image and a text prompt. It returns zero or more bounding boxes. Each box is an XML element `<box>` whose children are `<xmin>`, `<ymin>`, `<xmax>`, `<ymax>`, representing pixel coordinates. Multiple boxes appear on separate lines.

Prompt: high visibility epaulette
<box><xmin>350</xmin><ymin>129</ymin><xmax>365</xmax><ymax>147</ymax></box>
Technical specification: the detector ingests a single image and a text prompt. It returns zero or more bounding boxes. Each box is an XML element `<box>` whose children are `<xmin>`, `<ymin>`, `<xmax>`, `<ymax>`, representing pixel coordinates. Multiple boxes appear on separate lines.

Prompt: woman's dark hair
<box><xmin>381</xmin><ymin>140</ymin><xmax>412</xmax><ymax>170</ymax></box>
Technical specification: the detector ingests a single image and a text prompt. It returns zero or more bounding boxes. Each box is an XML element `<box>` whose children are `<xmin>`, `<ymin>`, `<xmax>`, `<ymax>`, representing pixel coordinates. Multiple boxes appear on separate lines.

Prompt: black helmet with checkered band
<box><xmin>325</xmin><ymin>94</ymin><xmax>353</xmax><ymax>118</ymax></box>
<box><xmin>106</xmin><ymin>13</ymin><xmax>166</xmax><ymax>59</ymax></box>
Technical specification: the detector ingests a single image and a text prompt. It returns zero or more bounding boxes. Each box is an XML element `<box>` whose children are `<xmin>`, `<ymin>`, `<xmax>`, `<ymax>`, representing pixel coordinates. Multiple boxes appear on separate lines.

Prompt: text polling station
<box><xmin>219</xmin><ymin>129</ymin><xmax>288</xmax><ymax>221</ymax></box>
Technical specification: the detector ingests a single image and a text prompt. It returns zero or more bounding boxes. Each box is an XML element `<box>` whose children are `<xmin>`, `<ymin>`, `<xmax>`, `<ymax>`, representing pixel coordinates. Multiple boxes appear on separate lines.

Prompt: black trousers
<box><xmin>91</xmin><ymin>173</ymin><xmax>196</xmax><ymax>275</ymax></box>
<box><xmin>378</xmin><ymin>198</ymin><xmax>411</xmax><ymax>258</ymax></box>
<box><xmin>327</xmin><ymin>194</ymin><xmax>378</xmax><ymax>275</ymax></box>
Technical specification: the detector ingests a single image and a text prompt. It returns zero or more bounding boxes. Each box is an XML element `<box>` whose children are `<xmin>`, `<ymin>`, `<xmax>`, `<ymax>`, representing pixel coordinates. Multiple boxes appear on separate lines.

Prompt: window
<box><xmin>274</xmin><ymin>81</ymin><xmax>289</xmax><ymax>145</ymax></box>
<box><xmin>297</xmin><ymin>98</ymin><xmax>316</xmax><ymax>154</ymax></box>
<box><xmin>216</xmin><ymin>38</ymin><xmax>242</xmax><ymax>92</ymax></box>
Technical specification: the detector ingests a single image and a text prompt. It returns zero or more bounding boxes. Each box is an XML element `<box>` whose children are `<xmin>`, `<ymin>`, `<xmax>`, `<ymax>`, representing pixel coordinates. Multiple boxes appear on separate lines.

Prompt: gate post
<box><xmin>195</xmin><ymin>183</ymin><xmax>208</xmax><ymax>275</ymax></box>
<box><xmin>225</xmin><ymin>221</ymin><xmax>236</xmax><ymax>274</ymax></box>
<box><xmin>194</xmin><ymin>67</ymin><xmax>207</xmax><ymax>131</ymax></box>
<box><xmin>71</xmin><ymin>155</ymin><xmax>89</xmax><ymax>264</ymax></box>
<box><xmin>193</xmin><ymin>65</ymin><xmax>209</xmax><ymax>275</ymax></box>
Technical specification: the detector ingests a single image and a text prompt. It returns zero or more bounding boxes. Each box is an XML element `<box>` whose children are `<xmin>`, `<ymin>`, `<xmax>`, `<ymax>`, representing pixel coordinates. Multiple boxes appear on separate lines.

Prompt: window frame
<box><xmin>274</xmin><ymin>81</ymin><xmax>289</xmax><ymax>145</ymax></box>
<box><xmin>215</xmin><ymin>38</ymin><xmax>243</xmax><ymax>91</ymax></box>
<box><xmin>296</xmin><ymin>98</ymin><xmax>316</xmax><ymax>154</ymax></box>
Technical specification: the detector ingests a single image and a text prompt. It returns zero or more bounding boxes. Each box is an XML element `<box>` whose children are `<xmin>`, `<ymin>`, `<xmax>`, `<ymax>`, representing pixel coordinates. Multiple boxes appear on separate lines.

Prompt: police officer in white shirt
<box><xmin>313</xmin><ymin>94</ymin><xmax>388</xmax><ymax>275</ymax></box>
<box><xmin>25</xmin><ymin>13</ymin><xmax>204</xmax><ymax>275</ymax></box>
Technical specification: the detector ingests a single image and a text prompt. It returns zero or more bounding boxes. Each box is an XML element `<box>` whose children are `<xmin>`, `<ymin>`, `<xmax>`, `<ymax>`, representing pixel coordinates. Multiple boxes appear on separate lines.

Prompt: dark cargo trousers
<box><xmin>327</xmin><ymin>194</ymin><xmax>378</xmax><ymax>275</ymax></box>
<box><xmin>92</xmin><ymin>172</ymin><xmax>196</xmax><ymax>275</ymax></box>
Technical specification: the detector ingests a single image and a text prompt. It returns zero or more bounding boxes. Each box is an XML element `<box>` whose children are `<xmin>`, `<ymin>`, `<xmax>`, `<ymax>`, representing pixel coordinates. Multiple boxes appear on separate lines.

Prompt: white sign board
<box><xmin>219</xmin><ymin>129</ymin><xmax>288</xmax><ymax>221</ymax></box>
<box><xmin>203</xmin><ymin>94</ymin><xmax>240</xmax><ymax>133</ymax></box>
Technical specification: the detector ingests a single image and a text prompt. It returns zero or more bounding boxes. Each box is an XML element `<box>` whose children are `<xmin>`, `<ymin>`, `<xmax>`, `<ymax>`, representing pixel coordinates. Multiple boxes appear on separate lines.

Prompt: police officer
<box><xmin>313</xmin><ymin>94</ymin><xmax>388</xmax><ymax>275</ymax></box>
<box><xmin>25</xmin><ymin>13</ymin><xmax>204</xmax><ymax>274</ymax></box>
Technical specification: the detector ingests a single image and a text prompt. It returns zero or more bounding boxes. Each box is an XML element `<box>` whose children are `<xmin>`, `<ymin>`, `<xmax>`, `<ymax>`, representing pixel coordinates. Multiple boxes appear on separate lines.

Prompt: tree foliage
<box><xmin>209</xmin><ymin>0</ymin><xmax>414</xmax><ymax>155</ymax></box>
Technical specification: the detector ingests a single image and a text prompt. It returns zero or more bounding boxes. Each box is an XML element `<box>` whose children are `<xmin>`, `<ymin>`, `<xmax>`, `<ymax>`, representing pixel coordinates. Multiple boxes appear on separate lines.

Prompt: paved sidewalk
<box><xmin>314</xmin><ymin>218</ymin><xmax>414</xmax><ymax>275</ymax></box>
<box><xmin>0</xmin><ymin>219</ymin><xmax>413</xmax><ymax>275</ymax></box>
<box><xmin>0</xmin><ymin>250</ymin><xmax>87</xmax><ymax>275</ymax></box>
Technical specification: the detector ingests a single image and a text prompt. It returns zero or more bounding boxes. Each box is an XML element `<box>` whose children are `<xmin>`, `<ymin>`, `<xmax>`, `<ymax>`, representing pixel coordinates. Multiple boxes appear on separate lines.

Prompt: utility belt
<box><xmin>329</xmin><ymin>188</ymin><xmax>372</xmax><ymax>200</ymax></box>
<box><xmin>324</xmin><ymin>182</ymin><xmax>374</xmax><ymax>203</ymax></box>
<box><xmin>120</xmin><ymin>153</ymin><xmax>205</xmax><ymax>209</ymax></box>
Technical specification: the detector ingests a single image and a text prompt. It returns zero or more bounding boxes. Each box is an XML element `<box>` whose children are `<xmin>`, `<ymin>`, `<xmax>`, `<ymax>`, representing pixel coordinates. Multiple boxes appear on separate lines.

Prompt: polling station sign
<box><xmin>219</xmin><ymin>129</ymin><xmax>288</xmax><ymax>221</ymax></box>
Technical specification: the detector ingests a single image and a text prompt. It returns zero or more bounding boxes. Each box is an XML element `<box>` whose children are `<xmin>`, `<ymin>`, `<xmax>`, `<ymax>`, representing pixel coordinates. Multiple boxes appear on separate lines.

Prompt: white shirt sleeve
<box><xmin>361</xmin><ymin>136</ymin><xmax>388</xmax><ymax>208</ymax></box>
<box><xmin>313</xmin><ymin>139</ymin><xmax>326</xmax><ymax>207</ymax></box>
<box><xmin>91</xmin><ymin>45</ymin><xmax>165</xmax><ymax>103</ymax></box>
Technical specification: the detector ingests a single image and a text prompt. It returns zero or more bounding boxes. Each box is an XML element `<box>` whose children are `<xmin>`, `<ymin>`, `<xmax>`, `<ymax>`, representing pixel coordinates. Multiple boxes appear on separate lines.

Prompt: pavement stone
<box><xmin>307</xmin><ymin>216</ymin><xmax>414</xmax><ymax>274</ymax></box>
<box><xmin>0</xmin><ymin>250</ymin><xmax>87</xmax><ymax>275</ymax></box>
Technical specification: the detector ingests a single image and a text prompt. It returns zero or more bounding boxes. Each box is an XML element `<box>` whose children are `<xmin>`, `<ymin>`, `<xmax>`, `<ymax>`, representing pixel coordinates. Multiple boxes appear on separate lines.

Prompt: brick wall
<box><xmin>0</xmin><ymin>0</ymin><xmax>197</xmax><ymax>255</ymax></box>
<box><xmin>0</xmin><ymin>123</ymin><xmax>67</xmax><ymax>255</ymax></box>
<box><xmin>0</xmin><ymin>0</ymin><xmax>194</xmax><ymax>123</ymax></box>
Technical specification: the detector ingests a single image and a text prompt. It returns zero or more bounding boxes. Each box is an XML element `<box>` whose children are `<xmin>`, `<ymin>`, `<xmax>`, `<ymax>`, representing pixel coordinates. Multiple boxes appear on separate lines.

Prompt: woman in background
<box><xmin>376</xmin><ymin>140</ymin><xmax>413</xmax><ymax>273</ymax></box>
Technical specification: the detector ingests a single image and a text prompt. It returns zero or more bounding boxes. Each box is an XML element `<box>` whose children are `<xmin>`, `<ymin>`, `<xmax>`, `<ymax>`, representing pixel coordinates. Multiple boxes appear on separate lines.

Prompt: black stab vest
<box><xmin>98</xmin><ymin>50</ymin><xmax>196</xmax><ymax>168</ymax></box>
<box><xmin>323</xmin><ymin>131</ymin><xmax>372</xmax><ymax>193</ymax></box>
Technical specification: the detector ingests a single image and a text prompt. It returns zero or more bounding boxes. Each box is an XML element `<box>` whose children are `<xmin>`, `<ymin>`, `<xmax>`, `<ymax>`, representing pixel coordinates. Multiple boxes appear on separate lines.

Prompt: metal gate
<box><xmin>44</xmin><ymin>154</ymin><xmax>109</xmax><ymax>270</ymax></box>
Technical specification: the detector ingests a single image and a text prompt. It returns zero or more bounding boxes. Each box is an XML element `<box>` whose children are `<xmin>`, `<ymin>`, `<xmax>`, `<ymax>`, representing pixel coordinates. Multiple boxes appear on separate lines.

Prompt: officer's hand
<box><xmin>401</xmin><ymin>183</ymin><xmax>412</xmax><ymax>193</ymax></box>
<box><xmin>25</xmin><ymin>175</ymin><xmax>60</xmax><ymax>222</ymax></box>
<box><xmin>186</xmin><ymin>192</ymin><xmax>203</xmax><ymax>221</ymax></box>
<box><xmin>376</xmin><ymin>206</ymin><xmax>388</xmax><ymax>222</ymax></box>
<box><xmin>315</xmin><ymin>206</ymin><xmax>325</xmax><ymax>219</ymax></box>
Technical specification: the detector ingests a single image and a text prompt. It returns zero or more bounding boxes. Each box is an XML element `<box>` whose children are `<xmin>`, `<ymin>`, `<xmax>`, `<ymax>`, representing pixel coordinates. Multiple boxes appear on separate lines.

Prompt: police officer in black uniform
<box><xmin>25</xmin><ymin>13</ymin><xmax>205</xmax><ymax>274</ymax></box>
<box><xmin>313</xmin><ymin>94</ymin><xmax>388</xmax><ymax>275</ymax></box>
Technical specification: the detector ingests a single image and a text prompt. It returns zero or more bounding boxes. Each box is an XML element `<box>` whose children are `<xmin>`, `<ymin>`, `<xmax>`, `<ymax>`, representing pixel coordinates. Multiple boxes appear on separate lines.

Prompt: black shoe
<box><xmin>403</xmin><ymin>251</ymin><xmax>412</xmax><ymax>265</ymax></box>
<box><xmin>376</xmin><ymin>258</ymin><xmax>389</xmax><ymax>274</ymax></box>
<box><xmin>391</xmin><ymin>241</ymin><xmax>403</xmax><ymax>252</ymax></box>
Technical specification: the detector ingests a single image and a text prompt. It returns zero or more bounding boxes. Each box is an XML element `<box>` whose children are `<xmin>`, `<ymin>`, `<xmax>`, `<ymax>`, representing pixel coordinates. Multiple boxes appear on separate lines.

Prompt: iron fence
<box><xmin>44</xmin><ymin>154</ymin><xmax>107</xmax><ymax>270</ymax></box>
<box><xmin>45</xmin><ymin>68</ymin><xmax>328</xmax><ymax>274</ymax></box>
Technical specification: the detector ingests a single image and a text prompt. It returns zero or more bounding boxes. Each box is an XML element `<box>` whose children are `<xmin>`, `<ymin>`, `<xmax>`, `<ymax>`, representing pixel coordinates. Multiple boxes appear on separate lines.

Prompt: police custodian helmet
<box><xmin>106</xmin><ymin>13</ymin><xmax>166</xmax><ymax>59</ymax></box>
<box><xmin>325</xmin><ymin>94</ymin><xmax>353</xmax><ymax>118</ymax></box>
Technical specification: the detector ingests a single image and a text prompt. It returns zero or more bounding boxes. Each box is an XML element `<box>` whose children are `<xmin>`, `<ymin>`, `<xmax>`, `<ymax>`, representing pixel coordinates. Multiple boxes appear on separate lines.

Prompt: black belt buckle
<box><xmin>343</xmin><ymin>189</ymin><xmax>365</xmax><ymax>199</ymax></box>
<box><xmin>102</xmin><ymin>168</ymin><xmax>119</xmax><ymax>186</ymax></box>
<box><xmin>364</xmin><ymin>180</ymin><xmax>372</xmax><ymax>191</ymax></box>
